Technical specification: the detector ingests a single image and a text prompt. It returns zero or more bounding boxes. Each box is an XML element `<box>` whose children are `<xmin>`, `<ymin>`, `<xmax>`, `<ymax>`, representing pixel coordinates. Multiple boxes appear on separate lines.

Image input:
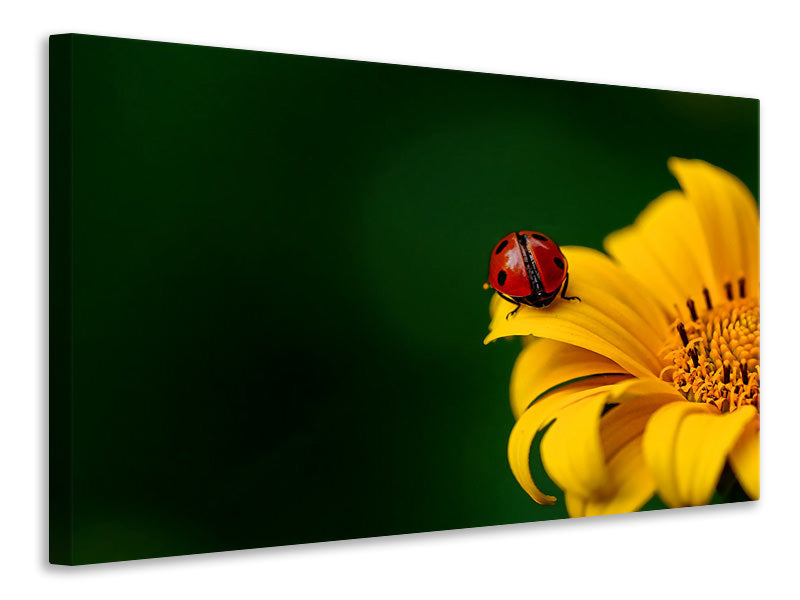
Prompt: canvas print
<box><xmin>49</xmin><ymin>34</ymin><xmax>759</xmax><ymax>565</ymax></box>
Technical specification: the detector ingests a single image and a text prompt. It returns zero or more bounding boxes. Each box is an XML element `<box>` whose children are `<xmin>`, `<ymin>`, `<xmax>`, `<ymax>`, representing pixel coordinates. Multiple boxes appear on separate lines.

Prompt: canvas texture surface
<box><xmin>50</xmin><ymin>34</ymin><xmax>759</xmax><ymax>565</ymax></box>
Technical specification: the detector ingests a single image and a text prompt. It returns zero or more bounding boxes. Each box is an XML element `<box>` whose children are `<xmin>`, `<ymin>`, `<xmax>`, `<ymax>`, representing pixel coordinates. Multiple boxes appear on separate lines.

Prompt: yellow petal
<box><xmin>598</xmin><ymin>383</ymin><xmax>681</xmax><ymax>461</ymax></box>
<box><xmin>565</xmin><ymin>493</ymin><xmax>587</xmax><ymax>517</ymax></box>
<box><xmin>564</xmin><ymin>246</ymin><xmax>668</xmax><ymax>335</ymax></box>
<box><xmin>542</xmin><ymin>378</ymin><xmax>678</xmax><ymax>514</ymax></box>
<box><xmin>643</xmin><ymin>402</ymin><xmax>758</xmax><ymax>507</ymax></box>
<box><xmin>507</xmin><ymin>385</ymin><xmax>612</xmax><ymax>505</ymax></box>
<box><xmin>568</xmin><ymin>438</ymin><xmax>655</xmax><ymax>518</ymax></box>
<box><xmin>730</xmin><ymin>416</ymin><xmax>760</xmax><ymax>500</ymax></box>
<box><xmin>540</xmin><ymin>392</ymin><xmax>609</xmax><ymax>498</ymax></box>
<box><xmin>642</xmin><ymin>402</ymin><xmax>707</xmax><ymax>507</ymax></box>
<box><xmin>510</xmin><ymin>337</ymin><xmax>631</xmax><ymax>418</ymax></box>
<box><xmin>486</xmin><ymin>248</ymin><xmax>666</xmax><ymax>379</ymax></box>
<box><xmin>605</xmin><ymin>190</ymin><xmax>725</xmax><ymax>317</ymax></box>
<box><xmin>574</xmin><ymin>386</ymin><xmax>680</xmax><ymax>517</ymax></box>
<box><xmin>668</xmin><ymin>158</ymin><xmax>760</xmax><ymax>300</ymax></box>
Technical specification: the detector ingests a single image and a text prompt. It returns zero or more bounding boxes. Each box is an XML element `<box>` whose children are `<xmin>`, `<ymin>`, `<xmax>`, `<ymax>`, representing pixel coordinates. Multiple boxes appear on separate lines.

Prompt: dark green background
<box><xmin>50</xmin><ymin>34</ymin><xmax>758</xmax><ymax>564</ymax></box>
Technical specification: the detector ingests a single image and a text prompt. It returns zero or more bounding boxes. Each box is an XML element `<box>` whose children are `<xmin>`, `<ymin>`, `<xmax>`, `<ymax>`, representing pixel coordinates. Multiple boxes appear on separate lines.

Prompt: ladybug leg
<box><xmin>497</xmin><ymin>292</ymin><xmax>522</xmax><ymax>319</ymax></box>
<box><xmin>560</xmin><ymin>274</ymin><xmax>581</xmax><ymax>302</ymax></box>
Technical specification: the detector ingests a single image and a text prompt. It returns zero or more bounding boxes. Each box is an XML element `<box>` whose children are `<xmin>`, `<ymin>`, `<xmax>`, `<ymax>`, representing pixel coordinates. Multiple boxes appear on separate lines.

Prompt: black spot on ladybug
<box><xmin>495</xmin><ymin>240</ymin><xmax>509</xmax><ymax>254</ymax></box>
<box><xmin>497</xmin><ymin>270</ymin><xmax>507</xmax><ymax>286</ymax></box>
<box><xmin>531</xmin><ymin>233</ymin><xmax>549</xmax><ymax>242</ymax></box>
<box><xmin>553</xmin><ymin>257</ymin><xmax>565</xmax><ymax>270</ymax></box>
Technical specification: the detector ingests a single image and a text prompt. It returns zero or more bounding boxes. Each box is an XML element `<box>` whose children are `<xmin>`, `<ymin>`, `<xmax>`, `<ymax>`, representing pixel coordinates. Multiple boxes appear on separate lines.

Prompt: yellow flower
<box><xmin>484</xmin><ymin>158</ymin><xmax>759</xmax><ymax>516</ymax></box>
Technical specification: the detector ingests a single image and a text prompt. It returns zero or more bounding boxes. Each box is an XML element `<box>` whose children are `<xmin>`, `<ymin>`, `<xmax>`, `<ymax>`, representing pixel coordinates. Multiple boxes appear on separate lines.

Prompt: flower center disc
<box><xmin>663</xmin><ymin>297</ymin><xmax>760</xmax><ymax>412</ymax></box>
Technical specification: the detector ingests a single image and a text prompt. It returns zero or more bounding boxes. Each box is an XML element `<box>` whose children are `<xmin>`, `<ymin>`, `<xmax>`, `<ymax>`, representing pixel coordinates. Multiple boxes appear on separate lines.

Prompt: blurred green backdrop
<box><xmin>51</xmin><ymin>34</ymin><xmax>758</xmax><ymax>564</ymax></box>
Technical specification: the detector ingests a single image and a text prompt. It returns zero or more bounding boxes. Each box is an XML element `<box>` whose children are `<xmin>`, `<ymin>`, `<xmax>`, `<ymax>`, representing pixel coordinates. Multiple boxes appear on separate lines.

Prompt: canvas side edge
<box><xmin>49</xmin><ymin>33</ymin><xmax>75</xmax><ymax>566</ymax></box>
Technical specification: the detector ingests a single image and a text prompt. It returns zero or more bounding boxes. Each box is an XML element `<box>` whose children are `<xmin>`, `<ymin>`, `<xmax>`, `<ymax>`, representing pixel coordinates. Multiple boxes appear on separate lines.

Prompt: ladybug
<box><xmin>485</xmin><ymin>231</ymin><xmax>579</xmax><ymax>317</ymax></box>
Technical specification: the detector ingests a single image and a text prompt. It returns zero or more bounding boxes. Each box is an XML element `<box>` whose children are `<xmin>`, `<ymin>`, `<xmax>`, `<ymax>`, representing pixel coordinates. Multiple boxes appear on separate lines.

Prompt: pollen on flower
<box><xmin>661</xmin><ymin>287</ymin><xmax>760</xmax><ymax>412</ymax></box>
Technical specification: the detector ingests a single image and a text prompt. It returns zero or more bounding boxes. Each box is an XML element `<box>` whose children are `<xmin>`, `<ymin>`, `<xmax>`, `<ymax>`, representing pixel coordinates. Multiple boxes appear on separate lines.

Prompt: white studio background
<box><xmin>2</xmin><ymin>1</ymin><xmax>798</xmax><ymax>598</ymax></box>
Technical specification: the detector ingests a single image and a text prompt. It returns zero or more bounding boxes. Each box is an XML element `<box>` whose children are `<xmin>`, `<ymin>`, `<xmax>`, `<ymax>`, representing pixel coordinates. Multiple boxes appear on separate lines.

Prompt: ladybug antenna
<box><xmin>482</xmin><ymin>282</ymin><xmax>491</xmax><ymax>291</ymax></box>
